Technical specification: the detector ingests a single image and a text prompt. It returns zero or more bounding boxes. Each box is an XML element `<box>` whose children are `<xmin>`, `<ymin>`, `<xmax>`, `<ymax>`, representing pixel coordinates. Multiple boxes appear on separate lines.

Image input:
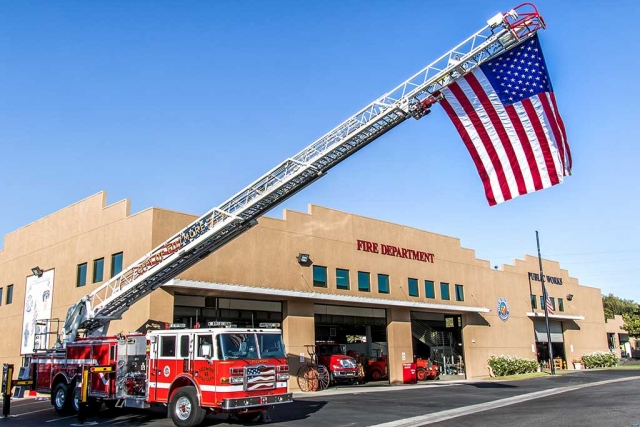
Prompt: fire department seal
<box><xmin>497</xmin><ymin>297</ymin><xmax>510</xmax><ymax>322</ymax></box>
<box><xmin>163</xmin><ymin>366</ymin><xmax>170</xmax><ymax>377</ymax></box>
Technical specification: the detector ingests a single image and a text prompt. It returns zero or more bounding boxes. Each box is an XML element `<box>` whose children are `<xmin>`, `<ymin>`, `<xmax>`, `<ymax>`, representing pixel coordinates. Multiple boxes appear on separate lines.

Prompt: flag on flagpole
<box><xmin>439</xmin><ymin>34</ymin><xmax>571</xmax><ymax>206</ymax></box>
<box><xmin>546</xmin><ymin>293</ymin><xmax>554</xmax><ymax>315</ymax></box>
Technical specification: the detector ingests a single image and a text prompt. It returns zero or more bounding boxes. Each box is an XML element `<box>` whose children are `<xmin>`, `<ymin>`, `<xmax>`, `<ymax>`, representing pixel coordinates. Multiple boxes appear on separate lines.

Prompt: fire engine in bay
<box><xmin>19</xmin><ymin>4</ymin><xmax>545</xmax><ymax>426</ymax></box>
<box><xmin>31</xmin><ymin>322</ymin><xmax>291</xmax><ymax>426</ymax></box>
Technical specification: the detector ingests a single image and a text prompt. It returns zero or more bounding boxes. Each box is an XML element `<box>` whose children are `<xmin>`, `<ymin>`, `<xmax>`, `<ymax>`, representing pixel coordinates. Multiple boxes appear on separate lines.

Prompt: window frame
<box><xmin>549</xmin><ymin>297</ymin><xmax>556</xmax><ymax>311</ymax></box>
<box><xmin>377</xmin><ymin>274</ymin><xmax>389</xmax><ymax>294</ymax></box>
<box><xmin>358</xmin><ymin>271</ymin><xmax>371</xmax><ymax>292</ymax></box>
<box><xmin>440</xmin><ymin>282</ymin><xmax>450</xmax><ymax>300</ymax></box>
<box><xmin>6</xmin><ymin>285</ymin><xmax>12</xmax><ymax>305</ymax></box>
<box><xmin>540</xmin><ymin>296</ymin><xmax>545</xmax><ymax>310</ymax></box>
<box><xmin>77</xmin><ymin>262</ymin><xmax>88</xmax><ymax>288</ymax></box>
<box><xmin>425</xmin><ymin>280</ymin><xmax>435</xmax><ymax>299</ymax></box>
<box><xmin>93</xmin><ymin>257</ymin><xmax>104</xmax><ymax>283</ymax></box>
<box><xmin>455</xmin><ymin>284</ymin><xmax>464</xmax><ymax>302</ymax></box>
<box><xmin>159</xmin><ymin>335</ymin><xmax>177</xmax><ymax>358</ymax></box>
<box><xmin>558</xmin><ymin>298</ymin><xmax>564</xmax><ymax>312</ymax></box>
<box><xmin>336</xmin><ymin>268</ymin><xmax>350</xmax><ymax>290</ymax></box>
<box><xmin>408</xmin><ymin>278</ymin><xmax>419</xmax><ymax>297</ymax></box>
<box><xmin>0</xmin><ymin>287</ymin><xmax>3</xmax><ymax>306</ymax></box>
<box><xmin>530</xmin><ymin>294</ymin><xmax>538</xmax><ymax>310</ymax></box>
<box><xmin>111</xmin><ymin>252</ymin><xmax>124</xmax><ymax>278</ymax></box>
<box><xmin>313</xmin><ymin>265</ymin><xmax>328</xmax><ymax>288</ymax></box>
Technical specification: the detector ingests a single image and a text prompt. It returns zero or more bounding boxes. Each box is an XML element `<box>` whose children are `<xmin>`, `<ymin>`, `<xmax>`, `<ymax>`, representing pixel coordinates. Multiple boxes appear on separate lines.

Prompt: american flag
<box><xmin>247</xmin><ymin>366</ymin><xmax>275</xmax><ymax>391</ymax></box>
<box><xmin>545</xmin><ymin>292</ymin><xmax>554</xmax><ymax>315</ymax></box>
<box><xmin>440</xmin><ymin>34</ymin><xmax>571</xmax><ymax>206</ymax></box>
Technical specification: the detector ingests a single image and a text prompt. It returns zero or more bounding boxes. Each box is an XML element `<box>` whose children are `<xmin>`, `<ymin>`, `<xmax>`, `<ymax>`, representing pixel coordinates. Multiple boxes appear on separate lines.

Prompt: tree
<box><xmin>602</xmin><ymin>293</ymin><xmax>638</xmax><ymax>320</ymax></box>
<box><xmin>622</xmin><ymin>313</ymin><xmax>640</xmax><ymax>338</ymax></box>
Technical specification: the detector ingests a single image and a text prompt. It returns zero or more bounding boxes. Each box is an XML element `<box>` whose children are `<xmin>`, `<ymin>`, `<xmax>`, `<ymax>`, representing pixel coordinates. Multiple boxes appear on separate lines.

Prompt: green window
<box><xmin>440</xmin><ymin>282</ymin><xmax>450</xmax><ymax>300</ymax></box>
<box><xmin>425</xmin><ymin>281</ymin><xmax>435</xmax><ymax>299</ymax></box>
<box><xmin>531</xmin><ymin>294</ymin><xmax>537</xmax><ymax>310</ymax></box>
<box><xmin>408</xmin><ymin>278</ymin><xmax>419</xmax><ymax>297</ymax></box>
<box><xmin>93</xmin><ymin>258</ymin><xmax>104</xmax><ymax>283</ymax></box>
<box><xmin>336</xmin><ymin>268</ymin><xmax>350</xmax><ymax>290</ymax></box>
<box><xmin>6</xmin><ymin>285</ymin><xmax>13</xmax><ymax>305</ymax></box>
<box><xmin>0</xmin><ymin>288</ymin><xmax>3</xmax><ymax>306</ymax></box>
<box><xmin>549</xmin><ymin>297</ymin><xmax>556</xmax><ymax>311</ymax></box>
<box><xmin>111</xmin><ymin>252</ymin><xmax>124</xmax><ymax>278</ymax></box>
<box><xmin>377</xmin><ymin>274</ymin><xmax>389</xmax><ymax>294</ymax></box>
<box><xmin>455</xmin><ymin>284</ymin><xmax>464</xmax><ymax>302</ymax></box>
<box><xmin>358</xmin><ymin>271</ymin><xmax>370</xmax><ymax>292</ymax></box>
<box><xmin>540</xmin><ymin>296</ymin><xmax>545</xmax><ymax>309</ymax></box>
<box><xmin>313</xmin><ymin>265</ymin><xmax>327</xmax><ymax>288</ymax></box>
<box><xmin>558</xmin><ymin>298</ymin><xmax>564</xmax><ymax>312</ymax></box>
<box><xmin>77</xmin><ymin>263</ymin><xmax>87</xmax><ymax>287</ymax></box>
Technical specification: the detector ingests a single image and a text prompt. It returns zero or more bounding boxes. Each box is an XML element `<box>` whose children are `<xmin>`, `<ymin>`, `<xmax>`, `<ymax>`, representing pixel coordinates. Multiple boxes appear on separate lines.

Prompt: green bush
<box><xmin>580</xmin><ymin>351</ymin><xmax>618</xmax><ymax>368</ymax></box>
<box><xmin>487</xmin><ymin>355</ymin><xmax>539</xmax><ymax>376</ymax></box>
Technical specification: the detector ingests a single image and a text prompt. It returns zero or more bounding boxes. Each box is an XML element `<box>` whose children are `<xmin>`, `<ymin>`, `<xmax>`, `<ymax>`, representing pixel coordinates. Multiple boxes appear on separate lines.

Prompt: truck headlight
<box><xmin>277</xmin><ymin>373</ymin><xmax>290</xmax><ymax>381</ymax></box>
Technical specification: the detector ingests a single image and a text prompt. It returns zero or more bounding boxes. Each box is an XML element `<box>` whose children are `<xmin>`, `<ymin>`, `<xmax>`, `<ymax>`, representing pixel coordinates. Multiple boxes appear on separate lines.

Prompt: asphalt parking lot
<box><xmin>2</xmin><ymin>369</ymin><xmax>639</xmax><ymax>427</ymax></box>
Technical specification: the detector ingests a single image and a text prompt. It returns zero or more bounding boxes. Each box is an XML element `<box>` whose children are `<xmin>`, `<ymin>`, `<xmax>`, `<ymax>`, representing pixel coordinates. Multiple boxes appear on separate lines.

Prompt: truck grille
<box><xmin>244</xmin><ymin>365</ymin><xmax>276</xmax><ymax>391</ymax></box>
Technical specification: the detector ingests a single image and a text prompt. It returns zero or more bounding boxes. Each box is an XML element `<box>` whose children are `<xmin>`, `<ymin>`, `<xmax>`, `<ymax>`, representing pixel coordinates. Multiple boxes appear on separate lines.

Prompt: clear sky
<box><xmin>1</xmin><ymin>1</ymin><xmax>639</xmax><ymax>301</ymax></box>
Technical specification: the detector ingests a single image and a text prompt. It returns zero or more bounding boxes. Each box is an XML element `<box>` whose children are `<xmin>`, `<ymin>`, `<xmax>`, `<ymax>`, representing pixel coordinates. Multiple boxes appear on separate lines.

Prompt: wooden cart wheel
<box><xmin>297</xmin><ymin>365</ymin><xmax>319</xmax><ymax>392</ymax></box>
<box><xmin>316</xmin><ymin>365</ymin><xmax>330</xmax><ymax>390</ymax></box>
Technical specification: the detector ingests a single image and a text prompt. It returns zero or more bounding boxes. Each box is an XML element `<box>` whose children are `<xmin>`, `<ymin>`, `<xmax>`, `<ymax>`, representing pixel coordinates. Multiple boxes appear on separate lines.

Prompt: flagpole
<box><xmin>536</xmin><ymin>230</ymin><xmax>555</xmax><ymax>375</ymax></box>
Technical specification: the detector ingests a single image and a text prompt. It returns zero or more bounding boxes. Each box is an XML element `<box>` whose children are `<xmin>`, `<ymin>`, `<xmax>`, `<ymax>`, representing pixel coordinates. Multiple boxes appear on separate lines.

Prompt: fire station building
<box><xmin>0</xmin><ymin>192</ymin><xmax>609</xmax><ymax>388</ymax></box>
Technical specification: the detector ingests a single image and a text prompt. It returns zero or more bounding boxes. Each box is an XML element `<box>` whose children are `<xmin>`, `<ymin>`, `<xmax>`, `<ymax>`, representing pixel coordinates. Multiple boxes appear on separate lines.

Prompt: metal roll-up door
<box><xmin>534</xmin><ymin>320</ymin><xmax>563</xmax><ymax>343</ymax></box>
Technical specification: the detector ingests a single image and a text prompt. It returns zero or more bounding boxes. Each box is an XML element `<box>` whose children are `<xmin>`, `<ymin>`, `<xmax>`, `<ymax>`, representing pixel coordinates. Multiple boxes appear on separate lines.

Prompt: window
<box><xmin>76</xmin><ymin>263</ymin><xmax>87</xmax><ymax>287</ymax></box>
<box><xmin>558</xmin><ymin>298</ymin><xmax>564</xmax><ymax>312</ymax></box>
<box><xmin>425</xmin><ymin>280</ymin><xmax>435</xmax><ymax>299</ymax></box>
<box><xmin>0</xmin><ymin>288</ymin><xmax>3</xmax><ymax>306</ymax></box>
<box><xmin>196</xmin><ymin>334</ymin><xmax>213</xmax><ymax>358</ymax></box>
<box><xmin>549</xmin><ymin>297</ymin><xmax>556</xmax><ymax>311</ymax></box>
<box><xmin>6</xmin><ymin>285</ymin><xmax>12</xmax><ymax>305</ymax></box>
<box><xmin>408</xmin><ymin>278</ymin><xmax>419</xmax><ymax>297</ymax></box>
<box><xmin>377</xmin><ymin>274</ymin><xmax>389</xmax><ymax>294</ymax></box>
<box><xmin>455</xmin><ymin>284</ymin><xmax>464</xmax><ymax>301</ymax></box>
<box><xmin>336</xmin><ymin>268</ymin><xmax>350</xmax><ymax>290</ymax></box>
<box><xmin>531</xmin><ymin>294</ymin><xmax>537</xmax><ymax>310</ymax></box>
<box><xmin>540</xmin><ymin>296</ymin><xmax>545</xmax><ymax>310</ymax></box>
<box><xmin>358</xmin><ymin>271</ymin><xmax>370</xmax><ymax>292</ymax></box>
<box><xmin>440</xmin><ymin>282</ymin><xmax>450</xmax><ymax>300</ymax></box>
<box><xmin>160</xmin><ymin>335</ymin><xmax>176</xmax><ymax>358</ymax></box>
<box><xmin>313</xmin><ymin>265</ymin><xmax>327</xmax><ymax>288</ymax></box>
<box><xmin>180</xmin><ymin>335</ymin><xmax>190</xmax><ymax>358</ymax></box>
<box><xmin>93</xmin><ymin>258</ymin><xmax>104</xmax><ymax>283</ymax></box>
<box><xmin>111</xmin><ymin>252</ymin><xmax>123</xmax><ymax>278</ymax></box>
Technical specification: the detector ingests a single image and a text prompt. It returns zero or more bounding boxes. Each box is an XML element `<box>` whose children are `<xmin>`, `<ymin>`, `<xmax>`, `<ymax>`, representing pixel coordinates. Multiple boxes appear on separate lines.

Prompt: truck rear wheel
<box><xmin>170</xmin><ymin>386</ymin><xmax>204</xmax><ymax>427</ymax></box>
<box><xmin>53</xmin><ymin>382</ymin><xmax>72</xmax><ymax>415</ymax></box>
<box><xmin>416</xmin><ymin>368</ymin><xmax>427</xmax><ymax>381</ymax></box>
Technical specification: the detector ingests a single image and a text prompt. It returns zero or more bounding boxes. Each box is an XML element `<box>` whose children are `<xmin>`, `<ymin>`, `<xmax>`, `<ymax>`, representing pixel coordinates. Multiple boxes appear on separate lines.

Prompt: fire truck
<box><xmin>22</xmin><ymin>4</ymin><xmax>546</xmax><ymax>426</ymax></box>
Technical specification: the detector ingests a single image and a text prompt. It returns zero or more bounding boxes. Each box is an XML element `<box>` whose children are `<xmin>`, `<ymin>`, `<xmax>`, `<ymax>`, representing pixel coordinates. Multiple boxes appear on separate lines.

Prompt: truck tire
<box><xmin>370</xmin><ymin>369</ymin><xmax>382</xmax><ymax>381</ymax></box>
<box><xmin>53</xmin><ymin>382</ymin><xmax>72</xmax><ymax>415</ymax></box>
<box><xmin>170</xmin><ymin>386</ymin><xmax>204</xmax><ymax>427</ymax></box>
<box><xmin>416</xmin><ymin>368</ymin><xmax>427</xmax><ymax>381</ymax></box>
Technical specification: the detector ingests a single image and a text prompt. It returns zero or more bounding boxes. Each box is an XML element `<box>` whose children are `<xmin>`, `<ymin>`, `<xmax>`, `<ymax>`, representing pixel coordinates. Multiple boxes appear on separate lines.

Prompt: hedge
<box><xmin>487</xmin><ymin>355</ymin><xmax>539</xmax><ymax>376</ymax></box>
<box><xmin>580</xmin><ymin>351</ymin><xmax>618</xmax><ymax>368</ymax></box>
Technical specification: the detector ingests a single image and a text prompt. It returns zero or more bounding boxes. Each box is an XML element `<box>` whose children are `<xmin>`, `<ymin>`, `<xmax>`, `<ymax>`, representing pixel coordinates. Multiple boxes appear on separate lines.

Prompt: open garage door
<box><xmin>314</xmin><ymin>304</ymin><xmax>388</xmax><ymax>384</ymax></box>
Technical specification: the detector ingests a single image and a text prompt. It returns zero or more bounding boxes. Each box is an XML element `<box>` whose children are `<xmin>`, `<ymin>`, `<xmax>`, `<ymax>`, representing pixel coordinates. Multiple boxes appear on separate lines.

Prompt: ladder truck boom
<box><xmin>62</xmin><ymin>3</ymin><xmax>545</xmax><ymax>342</ymax></box>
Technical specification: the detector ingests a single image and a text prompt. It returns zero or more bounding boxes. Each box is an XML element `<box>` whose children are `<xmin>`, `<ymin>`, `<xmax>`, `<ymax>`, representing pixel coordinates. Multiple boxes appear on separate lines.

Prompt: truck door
<box><xmin>148</xmin><ymin>335</ymin><xmax>159</xmax><ymax>401</ymax></box>
<box><xmin>191</xmin><ymin>333</ymin><xmax>216</xmax><ymax>406</ymax></box>
<box><xmin>178</xmin><ymin>333</ymin><xmax>192</xmax><ymax>374</ymax></box>
<box><xmin>154</xmin><ymin>334</ymin><xmax>179</xmax><ymax>402</ymax></box>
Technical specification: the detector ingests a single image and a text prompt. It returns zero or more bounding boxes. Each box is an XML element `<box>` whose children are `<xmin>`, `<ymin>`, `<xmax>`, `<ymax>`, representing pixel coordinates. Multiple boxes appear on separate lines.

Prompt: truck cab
<box><xmin>315</xmin><ymin>342</ymin><xmax>359</xmax><ymax>384</ymax></box>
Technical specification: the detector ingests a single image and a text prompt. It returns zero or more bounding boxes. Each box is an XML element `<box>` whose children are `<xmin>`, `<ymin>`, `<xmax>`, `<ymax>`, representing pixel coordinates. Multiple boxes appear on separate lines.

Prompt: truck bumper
<box><xmin>333</xmin><ymin>370</ymin><xmax>358</xmax><ymax>378</ymax></box>
<box><xmin>221</xmin><ymin>393</ymin><xmax>293</xmax><ymax>410</ymax></box>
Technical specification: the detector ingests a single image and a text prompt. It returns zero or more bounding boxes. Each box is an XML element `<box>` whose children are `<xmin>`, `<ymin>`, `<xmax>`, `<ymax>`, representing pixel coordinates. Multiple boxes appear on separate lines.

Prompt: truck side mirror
<box><xmin>201</xmin><ymin>343</ymin><xmax>212</xmax><ymax>358</ymax></box>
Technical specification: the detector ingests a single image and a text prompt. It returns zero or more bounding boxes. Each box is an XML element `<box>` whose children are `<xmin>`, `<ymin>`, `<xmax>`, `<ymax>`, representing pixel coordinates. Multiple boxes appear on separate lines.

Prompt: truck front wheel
<box><xmin>53</xmin><ymin>382</ymin><xmax>72</xmax><ymax>414</ymax></box>
<box><xmin>169</xmin><ymin>386</ymin><xmax>205</xmax><ymax>427</ymax></box>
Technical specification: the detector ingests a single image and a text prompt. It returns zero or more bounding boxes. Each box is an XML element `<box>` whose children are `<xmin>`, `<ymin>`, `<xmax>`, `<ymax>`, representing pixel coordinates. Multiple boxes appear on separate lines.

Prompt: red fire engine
<box><xmin>13</xmin><ymin>4</ymin><xmax>546</xmax><ymax>426</ymax></box>
<box><xmin>32</xmin><ymin>322</ymin><xmax>291</xmax><ymax>426</ymax></box>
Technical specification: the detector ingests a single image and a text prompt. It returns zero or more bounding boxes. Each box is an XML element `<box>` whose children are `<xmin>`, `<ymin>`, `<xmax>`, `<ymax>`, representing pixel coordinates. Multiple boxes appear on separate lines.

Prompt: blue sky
<box><xmin>1</xmin><ymin>1</ymin><xmax>639</xmax><ymax>301</ymax></box>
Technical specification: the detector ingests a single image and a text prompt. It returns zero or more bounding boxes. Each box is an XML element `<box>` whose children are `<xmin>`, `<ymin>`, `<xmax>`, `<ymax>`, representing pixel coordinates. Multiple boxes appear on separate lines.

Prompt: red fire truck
<box><xmin>32</xmin><ymin>322</ymin><xmax>291</xmax><ymax>426</ymax></box>
<box><xmin>13</xmin><ymin>4</ymin><xmax>545</xmax><ymax>426</ymax></box>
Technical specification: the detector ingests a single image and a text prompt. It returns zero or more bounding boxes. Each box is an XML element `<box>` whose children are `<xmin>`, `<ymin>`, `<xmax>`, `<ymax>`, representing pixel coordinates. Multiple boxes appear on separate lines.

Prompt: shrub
<box><xmin>580</xmin><ymin>351</ymin><xmax>618</xmax><ymax>368</ymax></box>
<box><xmin>487</xmin><ymin>355</ymin><xmax>539</xmax><ymax>376</ymax></box>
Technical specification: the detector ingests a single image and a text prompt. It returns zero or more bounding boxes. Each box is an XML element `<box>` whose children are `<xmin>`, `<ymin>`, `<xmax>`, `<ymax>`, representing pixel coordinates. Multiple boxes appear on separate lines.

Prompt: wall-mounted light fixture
<box><xmin>296</xmin><ymin>253</ymin><xmax>310</xmax><ymax>264</ymax></box>
<box><xmin>566</xmin><ymin>294</ymin><xmax>574</xmax><ymax>301</ymax></box>
<box><xmin>31</xmin><ymin>266</ymin><xmax>44</xmax><ymax>278</ymax></box>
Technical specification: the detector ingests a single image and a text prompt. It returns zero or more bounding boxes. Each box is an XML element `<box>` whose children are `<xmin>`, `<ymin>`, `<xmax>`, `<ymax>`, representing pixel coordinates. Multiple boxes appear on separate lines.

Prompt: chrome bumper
<box><xmin>333</xmin><ymin>370</ymin><xmax>358</xmax><ymax>377</ymax></box>
<box><xmin>221</xmin><ymin>393</ymin><xmax>293</xmax><ymax>410</ymax></box>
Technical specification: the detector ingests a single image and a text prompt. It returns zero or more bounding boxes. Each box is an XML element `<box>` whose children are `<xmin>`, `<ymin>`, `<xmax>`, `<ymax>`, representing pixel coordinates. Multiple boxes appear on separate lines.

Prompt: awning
<box><xmin>526</xmin><ymin>311</ymin><xmax>585</xmax><ymax>321</ymax></box>
<box><xmin>167</xmin><ymin>279</ymin><xmax>491</xmax><ymax>314</ymax></box>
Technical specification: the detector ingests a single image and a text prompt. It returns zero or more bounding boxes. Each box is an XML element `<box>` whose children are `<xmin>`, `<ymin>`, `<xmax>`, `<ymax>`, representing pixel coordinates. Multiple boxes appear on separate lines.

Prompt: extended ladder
<box><xmin>63</xmin><ymin>3</ymin><xmax>545</xmax><ymax>340</ymax></box>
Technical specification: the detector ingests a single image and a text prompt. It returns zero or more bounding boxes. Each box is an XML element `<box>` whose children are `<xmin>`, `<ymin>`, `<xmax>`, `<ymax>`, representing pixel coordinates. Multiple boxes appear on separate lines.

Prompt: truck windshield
<box><xmin>217</xmin><ymin>332</ymin><xmax>285</xmax><ymax>360</ymax></box>
<box><xmin>318</xmin><ymin>345</ymin><xmax>343</xmax><ymax>356</ymax></box>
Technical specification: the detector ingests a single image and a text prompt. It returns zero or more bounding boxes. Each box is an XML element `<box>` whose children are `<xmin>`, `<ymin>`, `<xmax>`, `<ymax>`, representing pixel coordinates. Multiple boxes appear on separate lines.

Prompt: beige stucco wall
<box><xmin>0</xmin><ymin>195</ymin><xmax>610</xmax><ymax>385</ymax></box>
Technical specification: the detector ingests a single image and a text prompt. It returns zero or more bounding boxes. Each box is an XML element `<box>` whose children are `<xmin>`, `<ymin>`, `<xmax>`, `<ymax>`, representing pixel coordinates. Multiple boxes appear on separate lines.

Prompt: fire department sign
<box><xmin>163</xmin><ymin>366</ymin><xmax>170</xmax><ymax>377</ymax></box>
<box><xmin>497</xmin><ymin>297</ymin><xmax>510</xmax><ymax>322</ymax></box>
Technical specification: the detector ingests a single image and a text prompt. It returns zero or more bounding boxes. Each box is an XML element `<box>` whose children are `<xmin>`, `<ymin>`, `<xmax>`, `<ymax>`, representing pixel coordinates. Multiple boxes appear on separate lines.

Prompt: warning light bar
<box><xmin>259</xmin><ymin>323</ymin><xmax>281</xmax><ymax>328</ymax></box>
<box><xmin>207</xmin><ymin>321</ymin><xmax>237</xmax><ymax>328</ymax></box>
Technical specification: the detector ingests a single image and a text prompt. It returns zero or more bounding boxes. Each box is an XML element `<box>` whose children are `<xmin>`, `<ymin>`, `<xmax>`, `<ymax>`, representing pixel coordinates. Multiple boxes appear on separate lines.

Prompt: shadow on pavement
<box><xmin>469</xmin><ymin>382</ymin><xmax>517</xmax><ymax>389</ymax></box>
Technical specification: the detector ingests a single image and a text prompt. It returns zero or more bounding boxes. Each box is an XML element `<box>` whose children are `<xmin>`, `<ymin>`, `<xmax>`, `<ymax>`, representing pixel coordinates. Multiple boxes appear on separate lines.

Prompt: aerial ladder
<box><xmin>61</xmin><ymin>3</ymin><xmax>546</xmax><ymax>343</ymax></box>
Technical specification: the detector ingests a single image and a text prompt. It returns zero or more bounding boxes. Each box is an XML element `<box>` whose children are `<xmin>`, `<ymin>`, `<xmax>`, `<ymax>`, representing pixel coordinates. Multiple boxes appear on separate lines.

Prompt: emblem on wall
<box><xmin>497</xmin><ymin>297</ymin><xmax>510</xmax><ymax>322</ymax></box>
